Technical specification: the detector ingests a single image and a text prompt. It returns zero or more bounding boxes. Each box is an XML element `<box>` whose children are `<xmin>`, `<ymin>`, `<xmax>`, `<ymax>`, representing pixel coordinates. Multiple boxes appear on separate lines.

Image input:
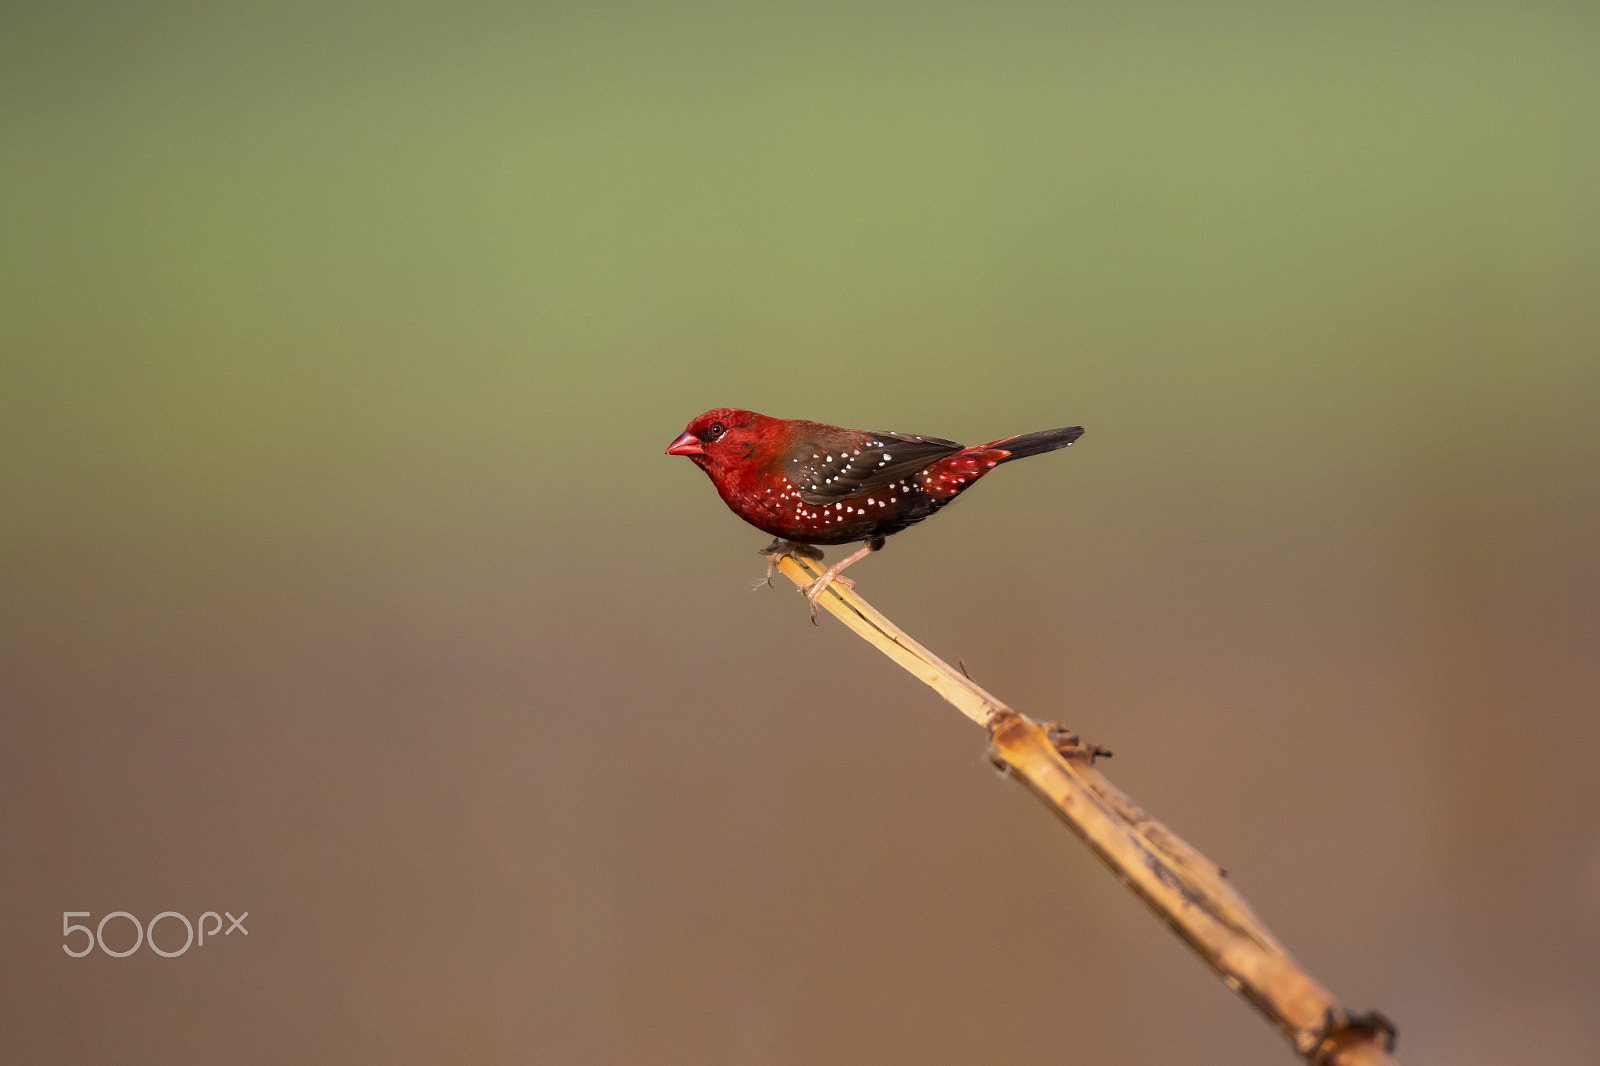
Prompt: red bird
<box><xmin>667</xmin><ymin>408</ymin><xmax>1083</xmax><ymax>617</ymax></box>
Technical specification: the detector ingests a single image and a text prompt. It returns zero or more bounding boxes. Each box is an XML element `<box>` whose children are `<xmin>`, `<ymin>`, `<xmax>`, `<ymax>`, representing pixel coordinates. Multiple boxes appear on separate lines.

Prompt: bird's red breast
<box><xmin>667</xmin><ymin>408</ymin><xmax>1081</xmax><ymax>547</ymax></box>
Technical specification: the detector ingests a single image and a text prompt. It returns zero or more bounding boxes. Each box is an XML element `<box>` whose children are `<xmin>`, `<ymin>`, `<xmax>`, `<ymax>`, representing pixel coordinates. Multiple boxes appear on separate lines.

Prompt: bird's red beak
<box><xmin>665</xmin><ymin>431</ymin><xmax>704</xmax><ymax>456</ymax></box>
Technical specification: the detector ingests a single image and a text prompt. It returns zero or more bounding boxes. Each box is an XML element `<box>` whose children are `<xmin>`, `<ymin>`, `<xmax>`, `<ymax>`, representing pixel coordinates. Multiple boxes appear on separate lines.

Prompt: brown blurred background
<box><xmin>3</xmin><ymin>3</ymin><xmax>1598</xmax><ymax>1064</ymax></box>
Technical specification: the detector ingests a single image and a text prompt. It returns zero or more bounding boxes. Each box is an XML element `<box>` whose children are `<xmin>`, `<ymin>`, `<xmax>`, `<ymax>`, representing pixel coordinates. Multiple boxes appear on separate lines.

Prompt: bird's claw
<box><xmin>800</xmin><ymin>572</ymin><xmax>855</xmax><ymax>622</ymax></box>
<box><xmin>757</xmin><ymin>539</ymin><xmax>822</xmax><ymax>589</ymax></box>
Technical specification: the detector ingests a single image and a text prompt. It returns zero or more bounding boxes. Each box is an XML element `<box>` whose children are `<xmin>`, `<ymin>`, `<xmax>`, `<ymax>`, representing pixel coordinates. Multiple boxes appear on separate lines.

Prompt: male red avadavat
<box><xmin>667</xmin><ymin>408</ymin><xmax>1083</xmax><ymax>618</ymax></box>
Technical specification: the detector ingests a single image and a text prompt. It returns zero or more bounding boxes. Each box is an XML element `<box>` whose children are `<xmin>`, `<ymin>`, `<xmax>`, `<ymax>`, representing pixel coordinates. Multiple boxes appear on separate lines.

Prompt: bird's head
<box><xmin>666</xmin><ymin>408</ymin><xmax>769</xmax><ymax>478</ymax></box>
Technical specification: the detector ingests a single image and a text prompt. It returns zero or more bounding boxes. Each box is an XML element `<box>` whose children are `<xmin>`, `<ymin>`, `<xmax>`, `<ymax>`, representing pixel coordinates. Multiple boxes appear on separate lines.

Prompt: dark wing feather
<box><xmin>791</xmin><ymin>431</ymin><xmax>963</xmax><ymax>505</ymax></box>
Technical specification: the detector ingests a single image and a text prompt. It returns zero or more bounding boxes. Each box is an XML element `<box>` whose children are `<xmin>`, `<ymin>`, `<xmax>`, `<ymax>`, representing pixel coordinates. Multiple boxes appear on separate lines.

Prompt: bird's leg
<box><xmin>757</xmin><ymin>538</ymin><xmax>824</xmax><ymax>587</ymax></box>
<box><xmin>801</xmin><ymin>537</ymin><xmax>885</xmax><ymax>621</ymax></box>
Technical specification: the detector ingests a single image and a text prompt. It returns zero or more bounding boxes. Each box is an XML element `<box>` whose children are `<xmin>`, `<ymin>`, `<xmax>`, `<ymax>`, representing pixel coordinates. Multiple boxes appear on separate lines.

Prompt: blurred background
<box><xmin>3</xmin><ymin>2</ymin><xmax>1597</xmax><ymax>1063</ymax></box>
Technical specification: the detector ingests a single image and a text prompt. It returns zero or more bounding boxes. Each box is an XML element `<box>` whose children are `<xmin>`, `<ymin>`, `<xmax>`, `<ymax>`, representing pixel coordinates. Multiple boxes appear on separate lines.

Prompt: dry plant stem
<box><xmin>773</xmin><ymin>554</ymin><xmax>1397</xmax><ymax>1066</ymax></box>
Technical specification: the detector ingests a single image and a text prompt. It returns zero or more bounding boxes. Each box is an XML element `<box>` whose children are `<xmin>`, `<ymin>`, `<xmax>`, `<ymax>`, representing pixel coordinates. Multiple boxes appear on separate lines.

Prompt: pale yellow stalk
<box><xmin>773</xmin><ymin>554</ymin><xmax>1398</xmax><ymax>1066</ymax></box>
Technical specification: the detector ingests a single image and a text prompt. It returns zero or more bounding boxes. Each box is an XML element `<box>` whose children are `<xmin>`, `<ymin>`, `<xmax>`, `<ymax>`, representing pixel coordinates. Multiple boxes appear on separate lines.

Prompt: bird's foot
<box><xmin>796</xmin><ymin>541</ymin><xmax>879</xmax><ymax>623</ymax></box>
<box><xmin>800</xmin><ymin>570</ymin><xmax>856</xmax><ymax>622</ymax></box>
<box><xmin>756</xmin><ymin>539</ymin><xmax>824</xmax><ymax>588</ymax></box>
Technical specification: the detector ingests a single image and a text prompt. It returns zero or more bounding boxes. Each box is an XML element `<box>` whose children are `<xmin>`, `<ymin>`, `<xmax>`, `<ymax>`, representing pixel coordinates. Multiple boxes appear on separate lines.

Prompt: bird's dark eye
<box><xmin>702</xmin><ymin>421</ymin><xmax>727</xmax><ymax>442</ymax></box>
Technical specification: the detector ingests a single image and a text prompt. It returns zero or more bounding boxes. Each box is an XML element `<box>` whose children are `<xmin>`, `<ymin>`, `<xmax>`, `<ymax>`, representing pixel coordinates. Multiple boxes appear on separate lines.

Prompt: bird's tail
<box><xmin>989</xmin><ymin>426</ymin><xmax>1084</xmax><ymax>463</ymax></box>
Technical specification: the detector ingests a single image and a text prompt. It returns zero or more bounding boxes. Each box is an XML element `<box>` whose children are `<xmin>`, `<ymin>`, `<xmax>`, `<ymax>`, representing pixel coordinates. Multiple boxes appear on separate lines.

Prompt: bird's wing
<box><xmin>790</xmin><ymin>432</ymin><xmax>964</xmax><ymax>505</ymax></box>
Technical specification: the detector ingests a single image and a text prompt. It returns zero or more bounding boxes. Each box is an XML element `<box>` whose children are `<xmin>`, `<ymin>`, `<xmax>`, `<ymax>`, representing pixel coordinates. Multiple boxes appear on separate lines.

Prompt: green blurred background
<box><xmin>3</xmin><ymin>2</ymin><xmax>1597</xmax><ymax>1063</ymax></box>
